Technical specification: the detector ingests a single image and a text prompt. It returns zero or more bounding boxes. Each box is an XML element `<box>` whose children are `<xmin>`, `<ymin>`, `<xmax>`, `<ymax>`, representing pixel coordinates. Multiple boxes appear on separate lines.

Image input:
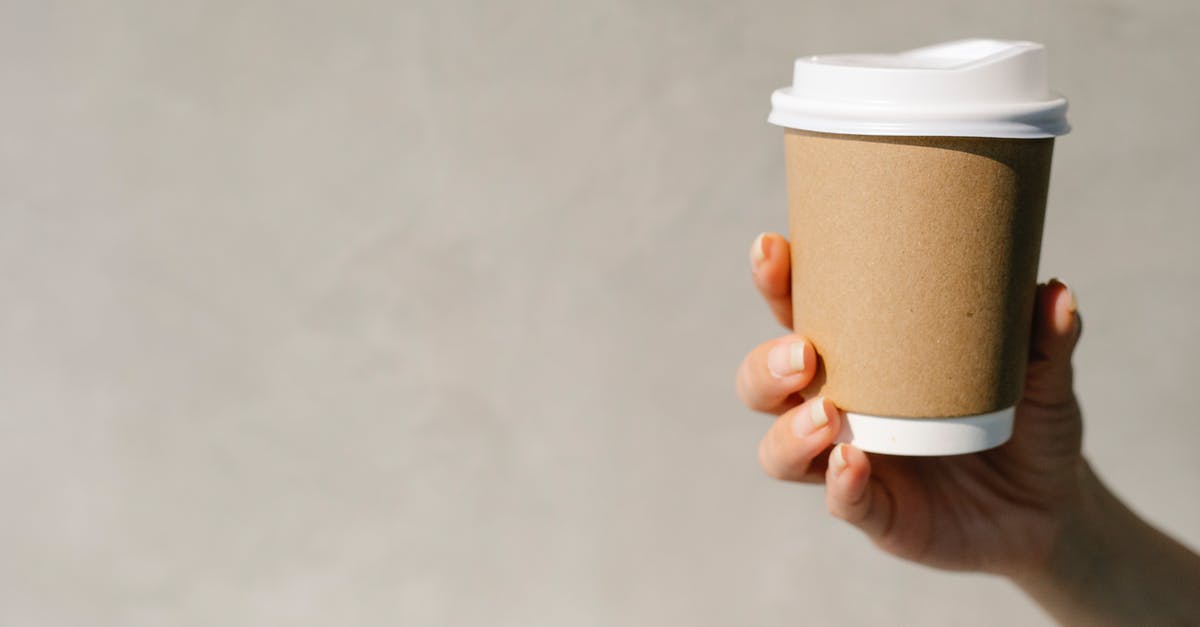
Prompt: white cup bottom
<box><xmin>836</xmin><ymin>406</ymin><xmax>1015</xmax><ymax>456</ymax></box>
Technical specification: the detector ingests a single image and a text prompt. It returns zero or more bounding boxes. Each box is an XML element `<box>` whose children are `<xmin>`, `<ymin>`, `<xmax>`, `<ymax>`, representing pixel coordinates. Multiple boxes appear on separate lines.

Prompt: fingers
<box><xmin>1024</xmin><ymin>278</ymin><xmax>1082</xmax><ymax>406</ymax></box>
<box><xmin>824</xmin><ymin>444</ymin><xmax>895</xmax><ymax>539</ymax></box>
<box><xmin>749</xmin><ymin>232</ymin><xmax>793</xmax><ymax>328</ymax></box>
<box><xmin>760</xmin><ymin>411</ymin><xmax>899</xmax><ymax>539</ymax></box>
<box><xmin>758</xmin><ymin>397</ymin><xmax>841</xmax><ymax>482</ymax></box>
<box><xmin>735</xmin><ymin>334</ymin><xmax>819</xmax><ymax>414</ymax></box>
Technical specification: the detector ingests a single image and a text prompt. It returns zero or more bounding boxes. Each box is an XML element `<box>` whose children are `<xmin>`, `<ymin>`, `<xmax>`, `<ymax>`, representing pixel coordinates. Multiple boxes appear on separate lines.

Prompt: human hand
<box><xmin>736</xmin><ymin>232</ymin><xmax>1084</xmax><ymax>576</ymax></box>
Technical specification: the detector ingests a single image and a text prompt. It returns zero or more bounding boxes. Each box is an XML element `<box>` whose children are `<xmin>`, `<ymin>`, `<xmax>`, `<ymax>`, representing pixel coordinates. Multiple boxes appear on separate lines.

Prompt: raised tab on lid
<box><xmin>768</xmin><ymin>39</ymin><xmax>1070</xmax><ymax>138</ymax></box>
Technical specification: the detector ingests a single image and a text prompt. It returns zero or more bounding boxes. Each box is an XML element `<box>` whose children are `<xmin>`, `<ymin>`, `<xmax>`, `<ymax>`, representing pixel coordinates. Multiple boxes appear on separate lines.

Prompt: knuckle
<box><xmin>757</xmin><ymin>439</ymin><xmax>784</xmax><ymax>480</ymax></box>
<box><xmin>758</xmin><ymin>434</ymin><xmax>809</xmax><ymax>481</ymax></box>
<box><xmin>735</xmin><ymin>353</ymin><xmax>772</xmax><ymax>412</ymax></box>
<box><xmin>825</xmin><ymin>488</ymin><xmax>859</xmax><ymax>523</ymax></box>
<box><xmin>734</xmin><ymin>363</ymin><xmax>751</xmax><ymax>403</ymax></box>
<box><xmin>826</xmin><ymin>497</ymin><xmax>847</xmax><ymax>520</ymax></box>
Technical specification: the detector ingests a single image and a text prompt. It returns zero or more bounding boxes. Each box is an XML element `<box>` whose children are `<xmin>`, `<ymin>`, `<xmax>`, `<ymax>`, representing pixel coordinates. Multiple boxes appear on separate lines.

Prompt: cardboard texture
<box><xmin>785</xmin><ymin>129</ymin><xmax>1054</xmax><ymax>418</ymax></box>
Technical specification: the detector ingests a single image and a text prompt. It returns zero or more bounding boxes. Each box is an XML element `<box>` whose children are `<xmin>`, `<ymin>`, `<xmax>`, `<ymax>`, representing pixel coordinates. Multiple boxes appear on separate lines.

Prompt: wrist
<box><xmin>1009</xmin><ymin>458</ymin><xmax>1200</xmax><ymax>626</ymax></box>
<box><xmin>1011</xmin><ymin>457</ymin><xmax>1107</xmax><ymax>590</ymax></box>
<box><xmin>1007</xmin><ymin>457</ymin><xmax>1115</xmax><ymax>624</ymax></box>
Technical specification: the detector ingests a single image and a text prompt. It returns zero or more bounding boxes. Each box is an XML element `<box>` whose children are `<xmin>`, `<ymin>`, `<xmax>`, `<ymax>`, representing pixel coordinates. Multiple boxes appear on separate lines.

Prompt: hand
<box><xmin>736</xmin><ymin>232</ymin><xmax>1084</xmax><ymax>576</ymax></box>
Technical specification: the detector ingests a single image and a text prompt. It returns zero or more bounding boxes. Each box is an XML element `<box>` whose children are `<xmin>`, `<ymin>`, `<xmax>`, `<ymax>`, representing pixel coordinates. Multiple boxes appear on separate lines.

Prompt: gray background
<box><xmin>2</xmin><ymin>1</ymin><xmax>1197</xmax><ymax>625</ymax></box>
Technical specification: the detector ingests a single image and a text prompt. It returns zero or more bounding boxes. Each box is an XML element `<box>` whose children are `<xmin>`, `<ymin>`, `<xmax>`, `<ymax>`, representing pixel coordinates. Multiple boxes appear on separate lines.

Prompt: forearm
<box><xmin>1014</xmin><ymin>460</ymin><xmax>1200</xmax><ymax>626</ymax></box>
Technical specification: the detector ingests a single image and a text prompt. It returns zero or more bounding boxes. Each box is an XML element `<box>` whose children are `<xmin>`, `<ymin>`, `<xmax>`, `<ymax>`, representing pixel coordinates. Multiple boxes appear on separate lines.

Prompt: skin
<box><xmin>738</xmin><ymin>232</ymin><xmax>1200</xmax><ymax>625</ymax></box>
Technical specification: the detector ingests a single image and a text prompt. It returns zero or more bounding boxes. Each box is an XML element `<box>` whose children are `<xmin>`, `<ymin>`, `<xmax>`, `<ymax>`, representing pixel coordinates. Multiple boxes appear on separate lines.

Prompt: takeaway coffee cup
<box><xmin>767</xmin><ymin>39</ymin><xmax>1070</xmax><ymax>455</ymax></box>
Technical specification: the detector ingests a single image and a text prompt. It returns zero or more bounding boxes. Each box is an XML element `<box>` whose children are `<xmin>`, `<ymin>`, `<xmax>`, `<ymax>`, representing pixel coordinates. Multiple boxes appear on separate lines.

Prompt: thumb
<box><xmin>1023</xmin><ymin>279</ymin><xmax>1082</xmax><ymax>407</ymax></box>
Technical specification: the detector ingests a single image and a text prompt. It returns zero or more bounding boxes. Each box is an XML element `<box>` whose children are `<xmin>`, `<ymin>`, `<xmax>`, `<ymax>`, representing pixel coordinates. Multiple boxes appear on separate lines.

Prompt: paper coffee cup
<box><xmin>767</xmin><ymin>40</ymin><xmax>1070</xmax><ymax>455</ymax></box>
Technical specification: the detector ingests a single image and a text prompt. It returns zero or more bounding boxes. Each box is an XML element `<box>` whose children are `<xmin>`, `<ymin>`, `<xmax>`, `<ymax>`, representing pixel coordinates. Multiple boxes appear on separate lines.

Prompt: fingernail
<box><xmin>1048</xmin><ymin>277</ymin><xmax>1078</xmax><ymax>314</ymax></box>
<box><xmin>829</xmin><ymin>443</ymin><xmax>847</xmax><ymax>475</ymax></box>
<box><xmin>767</xmin><ymin>340</ymin><xmax>806</xmax><ymax>378</ymax></box>
<box><xmin>810</xmin><ymin>397</ymin><xmax>829</xmax><ymax>428</ymax></box>
<box><xmin>750</xmin><ymin>233</ymin><xmax>767</xmax><ymax>267</ymax></box>
<box><xmin>791</xmin><ymin>398</ymin><xmax>829</xmax><ymax>437</ymax></box>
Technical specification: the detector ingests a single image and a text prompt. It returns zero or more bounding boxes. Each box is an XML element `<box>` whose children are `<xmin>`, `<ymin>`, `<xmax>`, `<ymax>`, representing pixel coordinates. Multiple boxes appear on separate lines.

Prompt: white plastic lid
<box><xmin>769</xmin><ymin>39</ymin><xmax>1070</xmax><ymax>138</ymax></box>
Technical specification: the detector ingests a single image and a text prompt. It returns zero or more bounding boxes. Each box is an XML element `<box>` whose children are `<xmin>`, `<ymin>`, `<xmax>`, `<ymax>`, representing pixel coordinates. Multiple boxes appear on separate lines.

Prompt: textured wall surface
<box><xmin>2</xmin><ymin>1</ymin><xmax>1198</xmax><ymax>625</ymax></box>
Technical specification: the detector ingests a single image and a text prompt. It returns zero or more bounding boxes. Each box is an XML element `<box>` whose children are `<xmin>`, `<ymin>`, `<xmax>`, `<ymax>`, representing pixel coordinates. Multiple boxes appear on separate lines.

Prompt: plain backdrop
<box><xmin>2</xmin><ymin>1</ymin><xmax>1198</xmax><ymax>625</ymax></box>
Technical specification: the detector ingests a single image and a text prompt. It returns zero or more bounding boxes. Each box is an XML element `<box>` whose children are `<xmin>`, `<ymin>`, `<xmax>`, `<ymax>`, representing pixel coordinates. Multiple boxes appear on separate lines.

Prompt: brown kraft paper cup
<box><xmin>784</xmin><ymin>129</ymin><xmax>1054</xmax><ymax>419</ymax></box>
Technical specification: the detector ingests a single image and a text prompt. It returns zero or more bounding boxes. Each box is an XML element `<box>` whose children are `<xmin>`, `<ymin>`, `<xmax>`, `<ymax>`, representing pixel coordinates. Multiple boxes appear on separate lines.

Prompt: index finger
<box><xmin>749</xmin><ymin>232</ymin><xmax>793</xmax><ymax>329</ymax></box>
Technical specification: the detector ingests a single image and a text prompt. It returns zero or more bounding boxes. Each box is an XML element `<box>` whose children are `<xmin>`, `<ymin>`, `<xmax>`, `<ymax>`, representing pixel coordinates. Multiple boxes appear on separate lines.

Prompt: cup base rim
<box><xmin>837</xmin><ymin>406</ymin><xmax>1015</xmax><ymax>456</ymax></box>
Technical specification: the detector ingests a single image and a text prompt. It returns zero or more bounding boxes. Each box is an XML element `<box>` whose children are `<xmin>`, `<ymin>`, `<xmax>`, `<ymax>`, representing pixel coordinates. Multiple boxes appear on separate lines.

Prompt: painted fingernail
<box><xmin>750</xmin><ymin>233</ymin><xmax>767</xmax><ymax>267</ymax></box>
<box><xmin>829</xmin><ymin>443</ymin><xmax>847</xmax><ymax>475</ymax></box>
<box><xmin>767</xmin><ymin>340</ymin><xmax>806</xmax><ymax>378</ymax></box>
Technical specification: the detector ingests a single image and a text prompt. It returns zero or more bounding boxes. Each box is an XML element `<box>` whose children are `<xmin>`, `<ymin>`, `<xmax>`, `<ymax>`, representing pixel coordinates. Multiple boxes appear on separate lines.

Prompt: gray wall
<box><xmin>2</xmin><ymin>1</ymin><xmax>1197</xmax><ymax>625</ymax></box>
